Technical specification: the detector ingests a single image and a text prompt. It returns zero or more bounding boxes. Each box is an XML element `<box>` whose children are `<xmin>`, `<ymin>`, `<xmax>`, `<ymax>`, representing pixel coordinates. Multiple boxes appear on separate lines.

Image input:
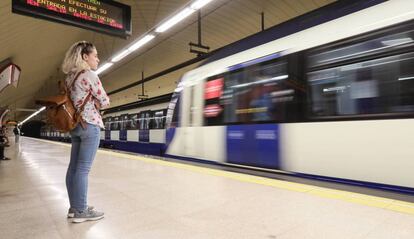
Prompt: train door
<box><xmin>181</xmin><ymin>84</ymin><xmax>192</xmax><ymax>127</ymax></box>
<box><xmin>104</xmin><ymin>117</ymin><xmax>112</xmax><ymax>140</ymax></box>
<box><xmin>138</xmin><ymin>110</ymin><xmax>151</xmax><ymax>142</ymax></box>
<box><xmin>191</xmin><ymin>80</ymin><xmax>204</xmax><ymax>126</ymax></box>
<box><xmin>152</xmin><ymin>109</ymin><xmax>167</xmax><ymax>129</ymax></box>
<box><xmin>119</xmin><ymin>114</ymin><xmax>128</xmax><ymax>141</ymax></box>
<box><xmin>111</xmin><ymin>116</ymin><xmax>120</xmax><ymax>141</ymax></box>
<box><xmin>181</xmin><ymin>79</ymin><xmax>204</xmax><ymax>157</ymax></box>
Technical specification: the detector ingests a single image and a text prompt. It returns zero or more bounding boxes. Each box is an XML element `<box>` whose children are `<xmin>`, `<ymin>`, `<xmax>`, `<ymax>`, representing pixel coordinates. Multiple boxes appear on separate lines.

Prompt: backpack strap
<box><xmin>68</xmin><ymin>70</ymin><xmax>92</xmax><ymax>130</ymax></box>
<box><xmin>68</xmin><ymin>70</ymin><xmax>86</xmax><ymax>90</ymax></box>
<box><xmin>77</xmin><ymin>92</ymin><xmax>92</xmax><ymax>129</ymax></box>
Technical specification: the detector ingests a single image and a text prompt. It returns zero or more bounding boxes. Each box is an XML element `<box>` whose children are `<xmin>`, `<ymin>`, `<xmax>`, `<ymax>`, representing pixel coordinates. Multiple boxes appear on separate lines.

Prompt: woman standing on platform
<box><xmin>61</xmin><ymin>41</ymin><xmax>110</xmax><ymax>223</ymax></box>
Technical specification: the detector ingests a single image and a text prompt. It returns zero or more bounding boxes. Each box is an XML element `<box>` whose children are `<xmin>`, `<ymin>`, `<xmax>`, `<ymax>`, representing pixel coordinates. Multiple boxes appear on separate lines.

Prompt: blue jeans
<box><xmin>66</xmin><ymin>123</ymin><xmax>100</xmax><ymax>211</ymax></box>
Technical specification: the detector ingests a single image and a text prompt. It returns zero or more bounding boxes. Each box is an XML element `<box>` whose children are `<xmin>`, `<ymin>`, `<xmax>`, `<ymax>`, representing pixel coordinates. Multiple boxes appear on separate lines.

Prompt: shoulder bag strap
<box><xmin>77</xmin><ymin>93</ymin><xmax>92</xmax><ymax>129</ymax></box>
<box><xmin>68</xmin><ymin>70</ymin><xmax>92</xmax><ymax>129</ymax></box>
<box><xmin>68</xmin><ymin>70</ymin><xmax>86</xmax><ymax>90</ymax></box>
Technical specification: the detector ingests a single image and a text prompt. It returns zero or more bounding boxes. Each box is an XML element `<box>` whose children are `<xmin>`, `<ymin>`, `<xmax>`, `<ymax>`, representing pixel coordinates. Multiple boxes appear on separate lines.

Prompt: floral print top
<box><xmin>65</xmin><ymin>70</ymin><xmax>110</xmax><ymax>129</ymax></box>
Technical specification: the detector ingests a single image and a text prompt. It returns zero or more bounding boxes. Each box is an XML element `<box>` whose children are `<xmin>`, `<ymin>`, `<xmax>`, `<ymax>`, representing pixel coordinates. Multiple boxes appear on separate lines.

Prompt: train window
<box><xmin>128</xmin><ymin>113</ymin><xmax>139</xmax><ymax>130</ymax></box>
<box><xmin>103</xmin><ymin>118</ymin><xmax>109</xmax><ymax>129</ymax></box>
<box><xmin>308</xmin><ymin>23</ymin><xmax>414</xmax><ymax>68</ymax></box>
<box><xmin>308</xmin><ymin>52</ymin><xmax>414</xmax><ymax>118</ymax></box>
<box><xmin>166</xmin><ymin>93</ymin><xmax>180</xmax><ymax>128</ymax></box>
<box><xmin>104</xmin><ymin>117</ymin><xmax>113</xmax><ymax>130</ymax></box>
<box><xmin>152</xmin><ymin>109</ymin><xmax>167</xmax><ymax>129</ymax></box>
<box><xmin>111</xmin><ymin>116</ymin><xmax>121</xmax><ymax>130</ymax></box>
<box><xmin>233</xmin><ymin>60</ymin><xmax>289</xmax><ymax>123</ymax></box>
<box><xmin>120</xmin><ymin>114</ymin><xmax>129</xmax><ymax>130</ymax></box>
<box><xmin>204</xmin><ymin>75</ymin><xmax>225</xmax><ymax>126</ymax></box>
<box><xmin>205</xmin><ymin>57</ymin><xmax>304</xmax><ymax>125</ymax></box>
<box><xmin>139</xmin><ymin>111</ymin><xmax>152</xmax><ymax>130</ymax></box>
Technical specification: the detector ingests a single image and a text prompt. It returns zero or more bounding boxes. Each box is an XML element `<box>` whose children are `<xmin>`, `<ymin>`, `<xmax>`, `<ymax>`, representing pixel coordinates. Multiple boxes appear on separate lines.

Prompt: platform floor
<box><xmin>1</xmin><ymin>137</ymin><xmax>414</xmax><ymax>239</ymax></box>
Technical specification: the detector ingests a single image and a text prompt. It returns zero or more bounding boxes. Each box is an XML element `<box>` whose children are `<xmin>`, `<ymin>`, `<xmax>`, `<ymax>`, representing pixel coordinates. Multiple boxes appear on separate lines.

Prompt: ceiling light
<box><xmin>111</xmin><ymin>49</ymin><xmax>131</xmax><ymax>62</ymax></box>
<box><xmin>155</xmin><ymin>8</ymin><xmax>195</xmax><ymax>33</ymax></box>
<box><xmin>95</xmin><ymin>63</ymin><xmax>114</xmax><ymax>75</ymax></box>
<box><xmin>128</xmin><ymin>35</ymin><xmax>155</xmax><ymax>51</ymax></box>
<box><xmin>190</xmin><ymin>0</ymin><xmax>213</xmax><ymax>10</ymax></box>
<box><xmin>18</xmin><ymin>106</ymin><xmax>46</xmax><ymax>126</ymax></box>
<box><xmin>398</xmin><ymin>76</ymin><xmax>414</xmax><ymax>81</ymax></box>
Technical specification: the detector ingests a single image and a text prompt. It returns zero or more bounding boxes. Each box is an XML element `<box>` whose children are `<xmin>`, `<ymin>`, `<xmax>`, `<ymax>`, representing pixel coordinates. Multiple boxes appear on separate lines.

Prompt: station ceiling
<box><xmin>0</xmin><ymin>0</ymin><xmax>334</xmax><ymax>121</ymax></box>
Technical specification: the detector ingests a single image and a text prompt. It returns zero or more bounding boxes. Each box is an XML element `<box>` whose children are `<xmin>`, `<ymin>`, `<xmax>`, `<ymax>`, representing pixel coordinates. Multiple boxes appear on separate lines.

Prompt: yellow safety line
<box><xmin>30</xmin><ymin>137</ymin><xmax>414</xmax><ymax>216</ymax></box>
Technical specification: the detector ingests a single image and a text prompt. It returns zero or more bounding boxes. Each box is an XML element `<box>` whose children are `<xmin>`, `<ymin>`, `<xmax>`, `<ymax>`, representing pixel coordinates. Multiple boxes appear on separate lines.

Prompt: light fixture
<box><xmin>98</xmin><ymin>0</ymin><xmax>215</xmax><ymax>75</ymax></box>
<box><xmin>190</xmin><ymin>0</ymin><xmax>213</xmax><ymax>10</ymax></box>
<box><xmin>128</xmin><ymin>35</ymin><xmax>155</xmax><ymax>51</ymax></box>
<box><xmin>155</xmin><ymin>8</ymin><xmax>195</xmax><ymax>33</ymax></box>
<box><xmin>111</xmin><ymin>49</ymin><xmax>132</xmax><ymax>62</ymax></box>
<box><xmin>18</xmin><ymin>106</ymin><xmax>46</xmax><ymax>126</ymax></box>
<box><xmin>398</xmin><ymin>76</ymin><xmax>414</xmax><ymax>81</ymax></box>
<box><xmin>95</xmin><ymin>63</ymin><xmax>114</xmax><ymax>75</ymax></box>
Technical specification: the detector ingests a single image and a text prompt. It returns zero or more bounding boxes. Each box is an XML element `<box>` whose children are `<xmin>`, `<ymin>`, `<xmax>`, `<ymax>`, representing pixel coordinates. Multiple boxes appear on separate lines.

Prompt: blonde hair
<box><xmin>61</xmin><ymin>41</ymin><xmax>96</xmax><ymax>74</ymax></box>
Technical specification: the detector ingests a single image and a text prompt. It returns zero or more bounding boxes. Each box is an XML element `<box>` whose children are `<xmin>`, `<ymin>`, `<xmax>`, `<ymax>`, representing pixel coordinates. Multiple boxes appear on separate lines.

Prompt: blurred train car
<box><xmin>41</xmin><ymin>95</ymin><xmax>171</xmax><ymax>156</ymax></box>
<box><xmin>165</xmin><ymin>0</ymin><xmax>414</xmax><ymax>193</ymax></box>
<box><xmin>101</xmin><ymin>103</ymin><xmax>168</xmax><ymax>155</ymax></box>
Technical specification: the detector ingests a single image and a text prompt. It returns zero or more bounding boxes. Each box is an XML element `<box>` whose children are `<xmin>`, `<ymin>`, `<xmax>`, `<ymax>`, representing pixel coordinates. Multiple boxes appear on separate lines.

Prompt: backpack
<box><xmin>35</xmin><ymin>70</ymin><xmax>91</xmax><ymax>133</ymax></box>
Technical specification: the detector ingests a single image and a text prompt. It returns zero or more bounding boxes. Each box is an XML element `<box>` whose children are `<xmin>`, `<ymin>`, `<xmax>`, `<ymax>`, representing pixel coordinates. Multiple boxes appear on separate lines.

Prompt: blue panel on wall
<box><xmin>105</xmin><ymin>130</ymin><xmax>111</xmax><ymax>140</ymax></box>
<box><xmin>227</xmin><ymin>124</ymin><xmax>279</xmax><ymax>169</ymax></box>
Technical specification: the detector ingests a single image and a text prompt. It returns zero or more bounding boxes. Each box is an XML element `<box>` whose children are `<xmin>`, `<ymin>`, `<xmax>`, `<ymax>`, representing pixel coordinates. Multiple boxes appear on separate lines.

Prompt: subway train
<box><xmin>164</xmin><ymin>0</ymin><xmax>414</xmax><ymax>193</ymax></box>
<box><xmin>41</xmin><ymin>100</ymin><xmax>170</xmax><ymax>156</ymax></box>
<box><xmin>41</xmin><ymin>0</ymin><xmax>414</xmax><ymax>193</ymax></box>
<box><xmin>100</xmin><ymin>101</ymin><xmax>169</xmax><ymax>155</ymax></box>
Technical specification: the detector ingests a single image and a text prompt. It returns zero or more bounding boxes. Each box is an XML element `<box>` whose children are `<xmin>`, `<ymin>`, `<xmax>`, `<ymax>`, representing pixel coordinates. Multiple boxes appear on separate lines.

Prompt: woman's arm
<box><xmin>87</xmin><ymin>71</ymin><xmax>110</xmax><ymax>109</ymax></box>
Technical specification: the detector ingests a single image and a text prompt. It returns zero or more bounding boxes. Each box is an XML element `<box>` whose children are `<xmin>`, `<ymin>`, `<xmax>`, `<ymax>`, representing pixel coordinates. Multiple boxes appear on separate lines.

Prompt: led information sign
<box><xmin>12</xmin><ymin>0</ymin><xmax>131</xmax><ymax>38</ymax></box>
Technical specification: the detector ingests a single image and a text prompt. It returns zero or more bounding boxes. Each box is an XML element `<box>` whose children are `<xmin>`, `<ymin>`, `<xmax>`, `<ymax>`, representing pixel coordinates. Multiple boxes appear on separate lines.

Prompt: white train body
<box><xmin>166</xmin><ymin>0</ymin><xmax>414</xmax><ymax>190</ymax></box>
